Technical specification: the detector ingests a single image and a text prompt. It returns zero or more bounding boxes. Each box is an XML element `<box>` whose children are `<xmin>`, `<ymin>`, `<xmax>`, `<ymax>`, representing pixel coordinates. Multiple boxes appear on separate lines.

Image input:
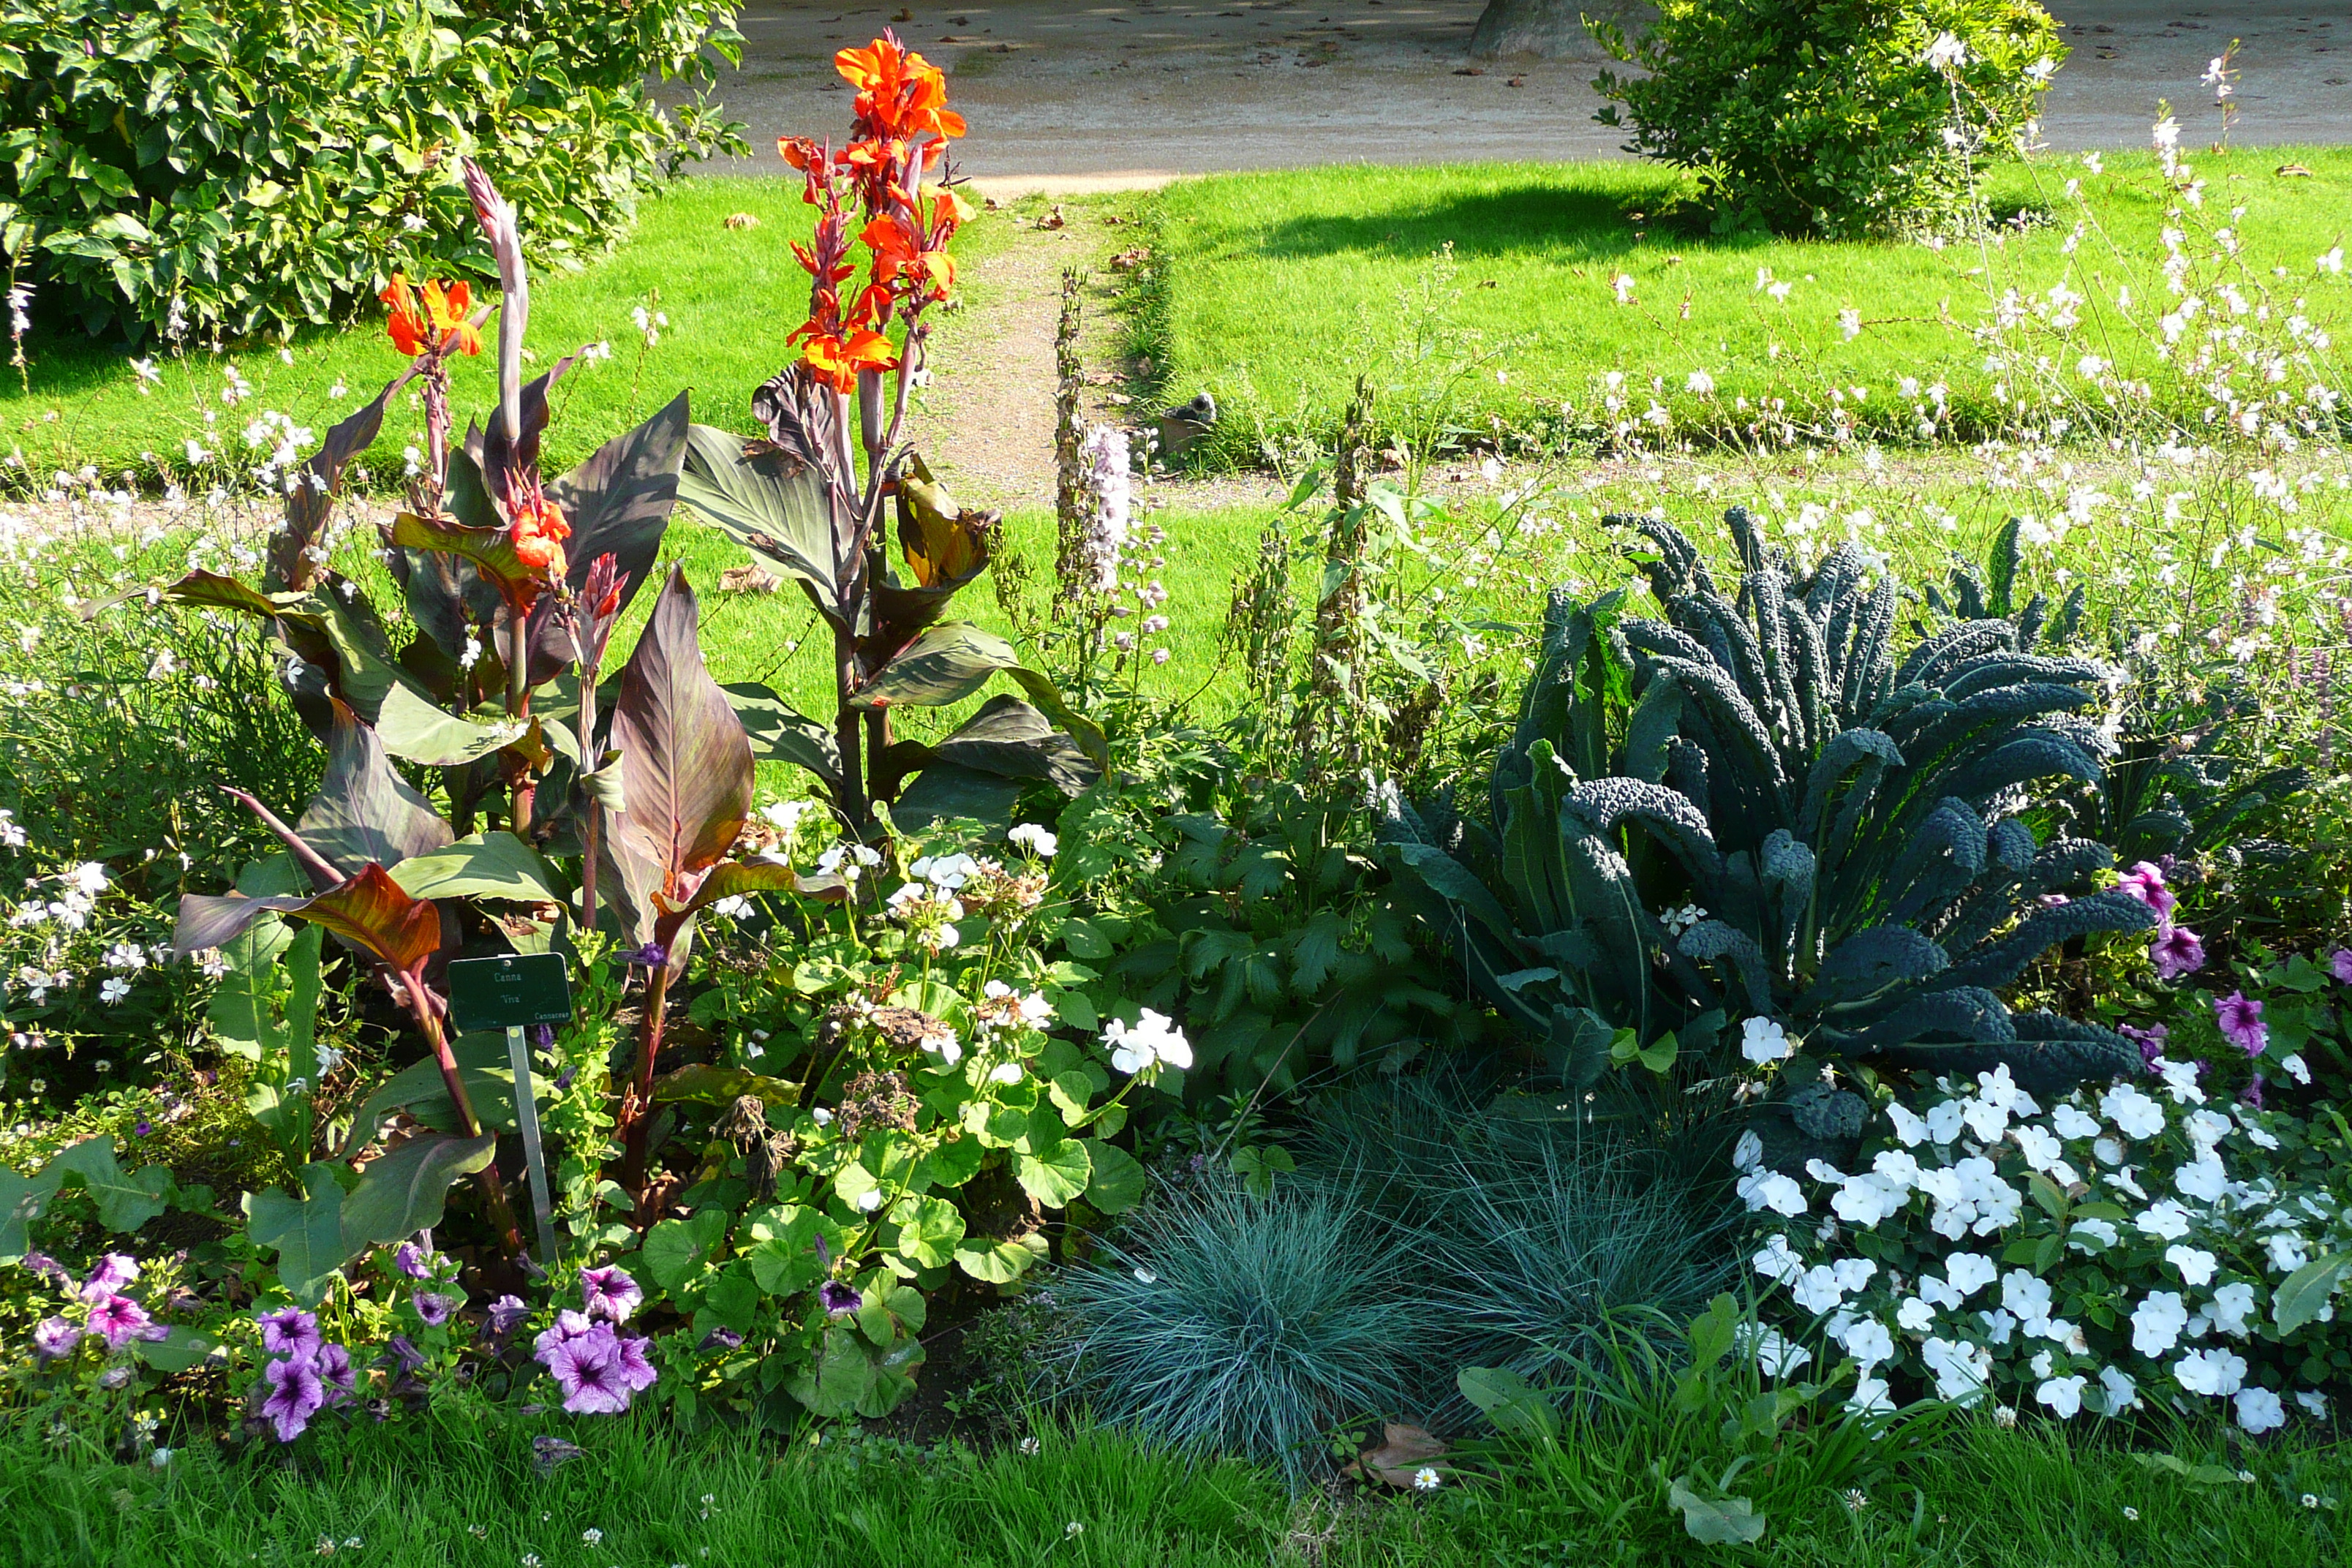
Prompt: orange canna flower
<box><xmin>381</xmin><ymin>274</ymin><xmax>482</xmax><ymax>358</ymax></box>
<box><xmin>510</xmin><ymin>491</ymin><xmax>570</xmax><ymax>576</ymax></box>
<box><xmin>834</xmin><ymin>34</ymin><xmax>966</xmax><ymax>146</ymax></box>
<box><xmin>792</xmin><ymin>328</ymin><xmax>899</xmax><ymax>395</ymax></box>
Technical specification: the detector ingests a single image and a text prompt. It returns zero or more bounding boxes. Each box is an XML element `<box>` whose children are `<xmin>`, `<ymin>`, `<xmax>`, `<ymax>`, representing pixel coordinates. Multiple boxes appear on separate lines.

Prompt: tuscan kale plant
<box><xmin>1382</xmin><ymin>511</ymin><xmax>2157</xmax><ymax>1127</ymax></box>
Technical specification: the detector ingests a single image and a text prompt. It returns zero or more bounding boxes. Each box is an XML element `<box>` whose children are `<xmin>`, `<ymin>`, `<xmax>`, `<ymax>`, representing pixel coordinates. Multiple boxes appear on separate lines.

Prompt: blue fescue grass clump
<box><xmin>1047</xmin><ymin>1180</ymin><xmax>1444</xmax><ymax>1484</ymax></box>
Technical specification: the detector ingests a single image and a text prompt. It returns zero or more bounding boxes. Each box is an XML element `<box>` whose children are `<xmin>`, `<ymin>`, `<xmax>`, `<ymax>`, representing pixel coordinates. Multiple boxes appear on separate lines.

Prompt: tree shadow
<box><xmin>1241</xmin><ymin>178</ymin><xmax>1779</xmax><ymax>266</ymax></box>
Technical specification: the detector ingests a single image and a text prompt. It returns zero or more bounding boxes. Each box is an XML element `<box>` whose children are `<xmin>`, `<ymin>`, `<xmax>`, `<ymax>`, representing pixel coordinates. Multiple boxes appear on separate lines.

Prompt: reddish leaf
<box><xmin>607</xmin><ymin>567</ymin><xmax>755</xmax><ymax>913</ymax></box>
<box><xmin>173</xmin><ymin>864</ymin><xmax>440</xmax><ymax>979</ymax></box>
<box><xmin>298</xmin><ymin>701</ymin><xmax>456</xmax><ymax>875</ymax></box>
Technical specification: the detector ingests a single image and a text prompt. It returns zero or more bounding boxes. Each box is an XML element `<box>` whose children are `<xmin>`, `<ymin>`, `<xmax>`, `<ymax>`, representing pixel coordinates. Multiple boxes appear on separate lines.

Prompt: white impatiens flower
<box><xmin>2002</xmin><ymin>1271</ymin><xmax>2054</xmax><ymax>1333</ymax></box>
<box><xmin>1896</xmin><ymin>1297</ymin><xmax>1935</xmax><ymax>1332</ymax></box>
<box><xmin>1737</xmin><ymin>1169</ymin><xmax>1807</xmax><ymax>1216</ymax></box>
<box><xmin>2101</xmin><ymin>1085</ymin><xmax>2166</xmax><ymax>1139</ymax></box>
<box><xmin>1884</xmin><ymin>1102</ymin><xmax>1930</xmax><ymax>1147</ymax></box>
<box><xmin>1923</xmin><ymin>1100</ymin><xmax>1966</xmax><ymax>1144</ymax></box>
<box><xmin>2050</xmin><ymin>1102</ymin><xmax>2101</xmax><ymax>1140</ymax></box>
<box><xmin>1749</xmin><ymin>1327</ymin><xmax>1811</xmax><ymax>1378</ymax></box>
<box><xmin>1944</xmin><ymin>1254</ymin><xmax>1998</xmax><ymax>1299</ymax></box>
<box><xmin>1849</xmin><ymin>1376</ymin><xmax>1896</xmax><ymax>1417</ymax></box>
<box><xmin>1006</xmin><ymin>823</ymin><xmax>1058</xmax><ymax>858</ymax></box>
<box><xmin>1792</xmin><ymin>1266</ymin><xmax>1847</xmax><ymax>1314</ymax></box>
<box><xmin>2133</xmin><ymin>1200</ymin><xmax>2193</xmax><ymax>1242</ymax></box>
<box><xmin>1102</xmin><ymin>1009</ymin><xmax>1192</xmax><ymax>1076</ymax></box>
<box><xmin>2069</xmin><ymin>1218</ymin><xmax>2119</xmax><ymax>1251</ymax></box>
<box><xmin>2038</xmin><ymin>1376</ymin><xmax>2089</xmax><ymax>1420</ymax></box>
<box><xmin>2098</xmin><ymin>1364</ymin><xmax>2141</xmax><ymax>1416</ymax></box>
<box><xmin>1842</xmin><ymin>1316</ymin><xmax>1895</xmax><ymax>1371</ymax></box>
<box><xmin>2174</xmin><ymin>1348</ymin><xmax>2247</xmax><ymax>1398</ymax></box>
<box><xmin>2131</xmin><ymin>1292</ymin><xmax>2189</xmax><ymax>1357</ymax></box>
<box><xmin>1921</xmin><ymin>1338</ymin><xmax>1991</xmax><ymax>1403</ymax></box>
<box><xmin>2165</xmin><ymin>1245</ymin><xmax>2219</xmax><ymax>1288</ymax></box>
<box><xmin>1739</xmin><ymin>1017</ymin><xmax>1793</xmax><ymax>1065</ymax></box>
<box><xmin>2174</xmin><ymin>1153</ymin><xmax>2229</xmax><ymax>1203</ymax></box>
<box><xmin>2012</xmin><ymin>1123</ymin><xmax>2063</xmax><ymax>1172</ymax></box>
<box><xmin>2235</xmin><ymin>1387</ymin><xmax>2286</xmax><ymax>1434</ymax></box>
<box><xmin>2208</xmin><ymin>1282</ymin><xmax>2257</xmax><ymax>1338</ymax></box>
<box><xmin>1831</xmin><ymin>1174</ymin><xmax>1907</xmax><ymax>1226</ymax></box>
<box><xmin>1752</xmin><ymin>1233</ymin><xmax>1806</xmax><ymax>1286</ymax></box>
<box><xmin>2281</xmin><ymin>1054</ymin><xmax>2311</xmax><ymax>1086</ymax></box>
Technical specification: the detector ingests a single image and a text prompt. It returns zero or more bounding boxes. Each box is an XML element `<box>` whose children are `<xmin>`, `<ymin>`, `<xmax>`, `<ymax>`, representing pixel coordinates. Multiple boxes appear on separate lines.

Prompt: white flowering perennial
<box><xmin>1746</xmin><ymin>1063</ymin><xmax>2344</xmax><ymax>1433</ymax></box>
<box><xmin>1101</xmin><ymin>1009</ymin><xmax>1193</xmax><ymax>1078</ymax></box>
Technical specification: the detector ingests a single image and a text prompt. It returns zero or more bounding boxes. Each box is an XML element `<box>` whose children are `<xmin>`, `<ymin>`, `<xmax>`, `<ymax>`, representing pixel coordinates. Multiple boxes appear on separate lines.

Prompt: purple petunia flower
<box><xmin>2332</xmin><ymin>949</ymin><xmax>2352</xmax><ymax>985</ymax></box>
<box><xmin>21</xmin><ymin>1251</ymin><xmax>72</xmax><ymax>1289</ymax></box>
<box><xmin>619</xmin><ymin>943</ymin><xmax>668</xmax><ymax>968</ymax></box>
<box><xmin>698</xmin><ymin>1326</ymin><xmax>746</xmax><ymax>1353</ymax></box>
<box><xmin>2119</xmin><ymin>1022</ymin><xmax>2170</xmax><ymax>1069</ymax></box>
<box><xmin>86</xmin><ymin>1294</ymin><xmax>155</xmax><ymax>1350</ymax></box>
<box><xmin>2117</xmin><ymin>860</ymin><xmax>2176</xmax><ymax>920</ymax></box>
<box><xmin>530</xmin><ymin>1023</ymin><xmax>557</xmax><ymax>1049</ymax></box>
<box><xmin>612</xmin><ymin>1333</ymin><xmax>657</xmax><ymax>1394</ymax></box>
<box><xmin>257</xmin><ymin>1307</ymin><xmax>322</xmax><ymax>1362</ymax></box>
<box><xmin>393</xmin><ymin>1243</ymin><xmax>432</xmax><ymax>1281</ymax></box>
<box><xmin>2242</xmin><ymin>1074</ymin><xmax>2267</xmax><ymax>1109</ymax></box>
<box><xmin>2152</xmin><ymin>924</ymin><xmax>2206</xmax><ymax>981</ymax></box>
<box><xmin>31</xmin><ymin>1316</ymin><xmax>83</xmax><ymax>1364</ymax></box>
<box><xmin>533</xmin><ymin>1310</ymin><xmax>598</xmax><ymax>1361</ymax></box>
<box><xmin>486</xmin><ymin>1294</ymin><xmax>531</xmax><ymax>1338</ymax></box>
<box><xmin>818</xmin><ymin>1281</ymin><xmax>861</xmax><ymax>1318</ymax></box>
<box><xmin>579</xmin><ymin>1265</ymin><xmax>642</xmax><ymax>1324</ymax></box>
<box><xmin>413</xmin><ymin>1291</ymin><xmax>458</xmax><ymax>1327</ymax></box>
<box><xmin>257</xmin><ymin>1354</ymin><xmax>328</xmax><ymax>1442</ymax></box>
<box><xmin>386</xmin><ymin>1335</ymin><xmax>427</xmax><ymax>1373</ymax></box>
<box><xmin>2215</xmin><ymin>991</ymin><xmax>2268</xmax><ymax>1056</ymax></box>
<box><xmin>317</xmin><ymin>1342</ymin><xmax>356</xmax><ymax>1401</ymax></box>
<box><xmin>133</xmin><ymin>1119</ymin><xmax>152</xmax><ymax>1137</ymax></box>
<box><xmin>540</xmin><ymin>1327</ymin><xmax>633</xmax><ymax>1416</ymax></box>
<box><xmin>80</xmin><ymin>1252</ymin><xmax>139</xmax><ymax>1303</ymax></box>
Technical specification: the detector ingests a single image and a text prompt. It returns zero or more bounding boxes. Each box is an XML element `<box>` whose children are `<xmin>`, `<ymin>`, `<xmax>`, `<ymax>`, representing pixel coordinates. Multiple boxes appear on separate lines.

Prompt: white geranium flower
<box><xmin>2295</xmin><ymin>1390</ymin><xmax>2328</xmax><ymax>1417</ymax></box>
<box><xmin>1006</xmin><ymin>823</ymin><xmax>1058</xmax><ymax>858</ymax></box>
<box><xmin>2131</xmin><ymin>1292</ymin><xmax>2189</xmax><ymax>1357</ymax></box>
<box><xmin>1961</xmin><ymin>1096</ymin><xmax>2010</xmax><ymax>1144</ymax></box>
<box><xmin>1831</xmin><ymin>1259</ymin><xmax>1877</xmax><ymax>1294</ymax></box>
<box><xmin>1740</xmin><ymin>1017</ymin><xmax>1793</xmax><ymax>1064</ymax></box>
<box><xmin>2174</xmin><ymin>1348</ymin><xmax>2247</xmax><ymax>1398</ymax></box>
<box><xmin>1102</xmin><ymin>1009</ymin><xmax>1192</xmax><ymax>1075</ymax></box>
<box><xmin>2165</xmin><ymin>1245</ymin><xmax>2218</xmax><ymax>1286</ymax></box>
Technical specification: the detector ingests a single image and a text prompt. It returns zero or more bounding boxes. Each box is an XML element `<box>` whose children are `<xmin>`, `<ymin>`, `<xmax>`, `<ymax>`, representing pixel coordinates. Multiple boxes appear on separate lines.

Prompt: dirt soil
<box><xmin>684</xmin><ymin>1</ymin><xmax>2351</xmax><ymax>181</ymax></box>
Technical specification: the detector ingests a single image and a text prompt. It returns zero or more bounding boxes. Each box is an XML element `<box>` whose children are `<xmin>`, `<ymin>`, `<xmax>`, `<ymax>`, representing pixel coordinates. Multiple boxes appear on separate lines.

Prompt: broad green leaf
<box><xmin>1458</xmin><ymin>1365</ymin><xmax>1559</xmax><ymax>1442</ymax></box>
<box><xmin>1080</xmin><ymin>1140</ymin><xmax>1146</xmax><ymax>1214</ymax></box>
<box><xmin>891</xmin><ymin>762</ymin><xmax>1025</xmax><ymax>830</ymax></box>
<box><xmin>0</xmin><ymin>1164</ymin><xmax>64</xmax><ymax>1264</ymax></box>
<box><xmin>749</xmin><ymin>1210</ymin><xmax>827</xmax><ymax>1294</ymax></box>
<box><xmin>133</xmin><ymin>1326</ymin><xmax>222</xmax><ymax>1375</ymax></box>
<box><xmin>954</xmin><ymin>1235</ymin><xmax>1044</xmax><ymax>1284</ymax></box>
<box><xmin>389</xmin><ymin>832</ymin><xmax>560</xmax><ymax>903</ymax></box>
<box><xmin>49</xmin><ymin>1138</ymin><xmax>173</xmax><ymax>1234</ymax></box>
<box><xmin>678</xmin><ymin>423</ymin><xmax>842</xmax><ymax>617</ymax></box>
<box><xmin>339</xmin><ymin>1132</ymin><xmax>497</xmax><ymax>1252</ymax></box>
<box><xmin>1669</xmin><ymin>1479</ymin><xmax>1766</xmax><ymax>1546</ymax></box>
<box><xmin>789</xmin><ymin>1323</ymin><xmax>881</xmax><ymax>1420</ymax></box>
<box><xmin>2273</xmin><ymin>1252</ymin><xmax>2352</xmax><ymax>1334</ymax></box>
<box><xmin>643</xmin><ymin>1207</ymin><xmax>728</xmax><ymax>1291</ymax></box>
<box><xmin>1015</xmin><ymin>1139</ymin><xmax>1092</xmax><ymax>1208</ymax></box>
<box><xmin>341</xmin><ymin>1033</ymin><xmax>521</xmax><ymax>1156</ymax></box>
<box><xmin>244</xmin><ymin>1163</ymin><xmax>348</xmax><ymax>1303</ymax></box>
<box><xmin>884</xmin><ymin>1195</ymin><xmax>965</xmax><ymax>1269</ymax></box>
<box><xmin>723</xmin><ymin>681</ymin><xmax>843</xmax><ymax>794</ymax></box>
<box><xmin>374</xmin><ymin>684</ymin><xmax>530</xmax><ymax>766</ymax></box>
<box><xmin>652</xmin><ymin>1063</ymin><xmax>800</xmax><ymax>1107</ymax></box>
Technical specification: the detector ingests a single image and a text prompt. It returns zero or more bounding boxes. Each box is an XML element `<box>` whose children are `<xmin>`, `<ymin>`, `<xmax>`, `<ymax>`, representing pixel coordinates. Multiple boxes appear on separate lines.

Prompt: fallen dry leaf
<box><xmin>2276</xmin><ymin>163</ymin><xmax>2313</xmax><ymax>178</ymax></box>
<box><xmin>1037</xmin><ymin>204</ymin><xmax>1067</xmax><ymax>231</ymax></box>
<box><xmin>723</xmin><ymin>212</ymin><xmax>760</xmax><ymax>230</ymax></box>
<box><xmin>1452</xmin><ymin>67</ymin><xmax>1485</xmax><ymax>77</ymax></box>
<box><xmin>1340</xmin><ymin>1423</ymin><xmax>1450</xmax><ymax>1489</ymax></box>
<box><xmin>719</xmin><ymin>564</ymin><xmax>780</xmax><ymax>596</ymax></box>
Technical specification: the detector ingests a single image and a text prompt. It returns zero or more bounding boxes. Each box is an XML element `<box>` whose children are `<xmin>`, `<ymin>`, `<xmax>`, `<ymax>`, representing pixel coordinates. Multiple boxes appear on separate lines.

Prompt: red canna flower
<box><xmin>510</xmin><ymin>488</ymin><xmax>570</xmax><ymax>576</ymax></box>
<box><xmin>381</xmin><ymin>274</ymin><xmax>482</xmax><ymax>358</ymax></box>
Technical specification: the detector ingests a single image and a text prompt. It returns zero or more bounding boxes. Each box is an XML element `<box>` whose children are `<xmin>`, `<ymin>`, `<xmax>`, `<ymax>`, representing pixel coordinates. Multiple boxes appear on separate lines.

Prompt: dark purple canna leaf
<box><xmin>525</xmin><ymin>391</ymin><xmax>690</xmax><ymax>683</ymax></box>
<box><xmin>606</xmin><ymin>566</ymin><xmax>755</xmax><ymax>919</ymax></box>
<box><xmin>175</xmin><ymin>864</ymin><xmax>442</xmax><ymax>980</ymax></box>
<box><xmin>269</xmin><ymin>364</ymin><xmax>423</xmax><ymax>592</ymax></box>
<box><xmin>298</xmin><ymin>701</ymin><xmax>458</xmax><ymax>875</ymax></box>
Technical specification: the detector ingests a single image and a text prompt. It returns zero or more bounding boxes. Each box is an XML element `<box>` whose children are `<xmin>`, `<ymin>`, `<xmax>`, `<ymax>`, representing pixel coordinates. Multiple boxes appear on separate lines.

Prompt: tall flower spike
<box><xmin>461</xmin><ymin>159</ymin><xmax>528</xmax><ymax>469</ymax></box>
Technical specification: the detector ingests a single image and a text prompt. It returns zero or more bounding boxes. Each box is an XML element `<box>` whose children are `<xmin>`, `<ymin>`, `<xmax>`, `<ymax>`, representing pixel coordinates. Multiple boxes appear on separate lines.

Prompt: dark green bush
<box><xmin>0</xmin><ymin>0</ymin><xmax>744</xmax><ymax>341</ymax></box>
<box><xmin>1590</xmin><ymin>0</ymin><xmax>2065</xmax><ymax>236</ymax></box>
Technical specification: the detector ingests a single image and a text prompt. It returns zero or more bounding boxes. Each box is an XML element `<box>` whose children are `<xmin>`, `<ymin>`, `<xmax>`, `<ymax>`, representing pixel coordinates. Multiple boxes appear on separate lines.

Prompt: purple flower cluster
<box><xmin>2215</xmin><ymin>991</ymin><xmax>2268</xmax><ymax>1056</ymax></box>
<box><xmin>2332</xmin><ymin>949</ymin><xmax>2352</xmax><ymax>986</ymax></box>
<box><xmin>29</xmin><ymin>1252</ymin><xmax>170</xmax><ymax>1364</ymax></box>
<box><xmin>250</xmin><ymin>1308</ymin><xmax>355</xmax><ymax>1442</ymax></box>
<box><xmin>2121</xmin><ymin>862</ymin><xmax>2206</xmax><ymax>982</ymax></box>
<box><xmin>529</xmin><ymin>1267</ymin><xmax>655</xmax><ymax>1416</ymax></box>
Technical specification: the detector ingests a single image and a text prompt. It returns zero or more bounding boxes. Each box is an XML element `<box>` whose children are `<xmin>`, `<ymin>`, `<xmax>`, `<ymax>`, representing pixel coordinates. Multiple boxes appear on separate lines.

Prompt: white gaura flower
<box><xmin>67</xmin><ymin>862</ymin><xmax>108</xmax><ymax>897</ymax></box>
<box><xmin>1740</xmin><ymin>1016</ymin><xmax>1793</xmax><ymax>1064</ymax></box>
<box><xmin>2234</xmin><ymin>1387</ymin><xmax>2286</xmax><ymax>1435</ymax></box>
<box><xmin>2174</xmin><ymin>1347</ymin><xmax>2247</xmax><ymax>1398</ymax></box>
<box><xmin>2131</xmin><ymin>1292</ymin><xmax>2189</xmax><ymax>1357</ymax></box>
<box><xmin>2208</xmin><ymin>1282</ymin><xmax>2257</xmax><ymax>1338</ymax></box>
<box><xmin>2038</xmin><ymin>1376</ymin><xmax>2089</xmax><ymax>1420</ymax></box>
<box><xmin>2101</xmin><ymin>1084</ymin><xmax>2166</xmax><ymax>1139</ymax></box>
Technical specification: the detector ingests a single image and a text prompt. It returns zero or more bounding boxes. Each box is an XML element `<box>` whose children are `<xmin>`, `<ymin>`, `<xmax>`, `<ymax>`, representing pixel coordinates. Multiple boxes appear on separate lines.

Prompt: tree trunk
<box><xmin>1469</xmin><ymin>0</ymin><xmax>1646</xmax><ymax>59</ymax></box>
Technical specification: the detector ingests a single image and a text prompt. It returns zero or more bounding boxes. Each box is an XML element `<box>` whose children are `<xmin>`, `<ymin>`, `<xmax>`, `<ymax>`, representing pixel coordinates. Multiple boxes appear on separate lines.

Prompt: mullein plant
<box><xmin>676</xmin><ymin>33</ymin><xmax>1105</xmax><ymax>834</ymax></box>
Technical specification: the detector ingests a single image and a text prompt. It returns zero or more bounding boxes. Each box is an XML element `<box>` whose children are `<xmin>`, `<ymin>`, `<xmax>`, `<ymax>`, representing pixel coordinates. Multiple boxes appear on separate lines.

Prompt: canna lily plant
<box><xmin>678</xmin><ymin>32</ymin><xmax>1104</xmax><ymax>836</ymax></box>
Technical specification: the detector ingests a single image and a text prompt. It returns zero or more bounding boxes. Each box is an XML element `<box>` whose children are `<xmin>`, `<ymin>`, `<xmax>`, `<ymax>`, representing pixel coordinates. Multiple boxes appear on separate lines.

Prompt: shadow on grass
<box><xmin>1242</xmin><ymin>179</ymin><xmax>1763</xmax><ymax>264</ymax></box>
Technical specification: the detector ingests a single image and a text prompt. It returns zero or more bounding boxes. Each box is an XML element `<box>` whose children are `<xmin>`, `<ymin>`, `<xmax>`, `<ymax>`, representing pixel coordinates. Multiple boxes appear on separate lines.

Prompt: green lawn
<box><xmin>1137</xmin><ymin>150</ymin><xmax>2352</xmax><ymax>464</ymax></box>
<box><xmin>4</xmin><ymin>1409</ymin><xmax>2346</xmax><ymax>1568</ymax></box>
<box><xmin>2</xmin><ymin>176</ymin><xmax>1009</xmax><ymax>488</ymax></box>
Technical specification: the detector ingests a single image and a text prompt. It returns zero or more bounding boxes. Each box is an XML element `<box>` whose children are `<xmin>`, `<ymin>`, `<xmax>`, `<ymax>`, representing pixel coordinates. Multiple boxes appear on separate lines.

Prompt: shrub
<box><xmin>1744</xmin><ymin>1052</ymin><xmax>2352</xmax><ymax>1434</ymax></box>
<box><xmin>1590</xmin><ymin>0</ymin><xmax>2066</xmax><ymax>236</ymax></box>
<box><xmin>1382</xmin><ymin>511</ymin><xmax>2156</xmax><ymax>1151</ymax></box>
<box><xmin>0</xmin><ymin>0</ymin><xmax>745</xmax><ymax>341</ymax></box>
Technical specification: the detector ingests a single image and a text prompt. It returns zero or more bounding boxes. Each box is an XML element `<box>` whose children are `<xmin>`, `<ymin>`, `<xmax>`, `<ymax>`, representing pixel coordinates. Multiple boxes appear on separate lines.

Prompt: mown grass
<box><xmin>1135</xmin><ymin>148</ymin><xmax>2352</xmax><ymax>464</ymax></box>
<box><xmin>0</xmin><ymin>176</ymin><xmax>1014</xmax><ymax>486</ymax></box>
<box><xmin>3</xmin><ymin>1407</ymin><xmax>2345</xmax><ymax>1568</ymax></box>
